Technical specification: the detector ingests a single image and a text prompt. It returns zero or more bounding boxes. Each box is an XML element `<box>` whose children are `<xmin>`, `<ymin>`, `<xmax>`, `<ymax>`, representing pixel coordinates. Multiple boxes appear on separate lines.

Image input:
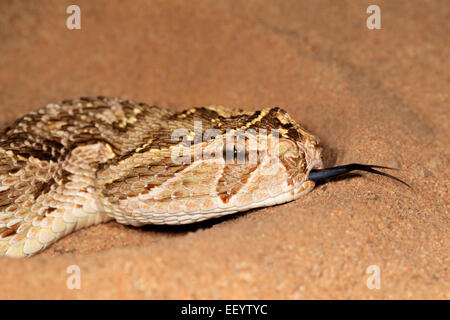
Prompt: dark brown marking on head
<box><xmin>248</xmin><ymin>110</ymin><xmax>261</xmax><ymax>121</ymax></box>
<box><xmin>287</xmin><ymin>128</ymin><xmax>301</xmax><ymax>141</ymax></box>
<box><xmin>271</xmin><ymin>107</ymin><xmax>281</xmax><ymax>113</ymax></box>
<box><xmin>281</xmin><ymin>122</ymin><xmax>293</xmax><ymax>129</ymax></box>
<box><xmin>245</xmin><ymin>107</ymin><xmax>284</xmax><ymax>131</ymax></box>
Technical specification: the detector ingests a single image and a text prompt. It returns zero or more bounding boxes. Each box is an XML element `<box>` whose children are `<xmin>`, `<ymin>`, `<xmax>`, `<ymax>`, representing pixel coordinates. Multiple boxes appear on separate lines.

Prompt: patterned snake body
<box><xmin>0</xmin><ymin>97</ymin><xmax>323</xmax><ymax>257</ymax></box>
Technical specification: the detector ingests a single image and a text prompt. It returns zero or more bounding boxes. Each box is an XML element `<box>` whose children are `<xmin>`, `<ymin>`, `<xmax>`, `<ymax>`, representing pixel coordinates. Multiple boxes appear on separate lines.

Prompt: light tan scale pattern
<box><xmin>0</xmin><ymin>97</ymin><xmax>323</xmax><ymax>257</ymax></box>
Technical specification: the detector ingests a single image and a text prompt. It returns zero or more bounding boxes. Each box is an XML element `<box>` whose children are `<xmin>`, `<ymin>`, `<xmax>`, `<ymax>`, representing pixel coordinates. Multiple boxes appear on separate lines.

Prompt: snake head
<box><xmin>262</xmin><ymin>108</ymin><xmax>410</xmax><ymax>192</ymax></box>
<box><xmin>255</xmin><ymin>107</ymin><xmax>323</xmax><ymax>197</ymax></box>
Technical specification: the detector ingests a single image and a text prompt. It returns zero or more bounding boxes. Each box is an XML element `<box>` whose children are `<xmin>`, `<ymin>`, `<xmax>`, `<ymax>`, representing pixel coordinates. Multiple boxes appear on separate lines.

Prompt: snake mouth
<box><xmin>304</xmin><ymin>146</ymin><xmax>324</xmax><ymax>179</ymax></box>
<box><xmin>307</xmin><ymin>163</ymin><xmax>411</xmax><ymax>188</ymax></box>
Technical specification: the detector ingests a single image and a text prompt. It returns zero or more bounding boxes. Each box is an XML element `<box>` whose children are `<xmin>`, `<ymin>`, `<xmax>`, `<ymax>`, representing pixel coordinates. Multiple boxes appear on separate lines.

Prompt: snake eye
<box><xmin>222</xmin><ymin>144</ymin><xmax>248</xmax><ymax>163</ymax></box>
<box><xmin>278</xmin><ymin>139</ymin><xmax>299</xmax><ymax>157</ymax></box>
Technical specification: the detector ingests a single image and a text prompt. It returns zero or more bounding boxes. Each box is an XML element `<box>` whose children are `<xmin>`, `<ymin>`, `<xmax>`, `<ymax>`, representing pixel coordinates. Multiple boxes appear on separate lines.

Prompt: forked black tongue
<box><xmin>308</xmin><ymin>163</ymin><xmax>411</xmax><ymax>188</ymax></box>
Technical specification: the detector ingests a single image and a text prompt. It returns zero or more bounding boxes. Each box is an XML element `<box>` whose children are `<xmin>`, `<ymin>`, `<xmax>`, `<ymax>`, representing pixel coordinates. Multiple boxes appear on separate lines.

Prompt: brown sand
<box><xmin>0</xmin><ymin>0</ymin><xmax>448</xmax><ymax>299</ymax></box>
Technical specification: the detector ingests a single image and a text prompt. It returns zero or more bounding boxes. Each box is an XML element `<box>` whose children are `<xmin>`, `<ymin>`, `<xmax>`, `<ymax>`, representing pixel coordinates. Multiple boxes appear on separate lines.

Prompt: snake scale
<box><xmin>0</xmin><ymin>96</ymin><xmax>404</xmax><ymax>257</ymax></box>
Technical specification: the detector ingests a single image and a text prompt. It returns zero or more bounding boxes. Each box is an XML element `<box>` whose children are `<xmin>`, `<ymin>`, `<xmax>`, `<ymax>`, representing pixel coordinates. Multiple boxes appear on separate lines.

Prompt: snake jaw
<box><xmin>293</xmin><ymin>150</ymin><xmax>323</xmax><ymax>198</ymax></box>
<box><xmin>298</xmin><ymin>138</ymin><xmax>323</xmax><ymax>177</ymax></box>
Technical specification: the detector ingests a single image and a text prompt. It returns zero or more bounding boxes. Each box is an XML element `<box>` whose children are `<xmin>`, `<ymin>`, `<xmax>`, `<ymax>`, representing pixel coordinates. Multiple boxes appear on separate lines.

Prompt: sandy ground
<box><xmin>0</xmin><ymin>0</ymin><xmax>448</xmax><ymax>299</ymax></box>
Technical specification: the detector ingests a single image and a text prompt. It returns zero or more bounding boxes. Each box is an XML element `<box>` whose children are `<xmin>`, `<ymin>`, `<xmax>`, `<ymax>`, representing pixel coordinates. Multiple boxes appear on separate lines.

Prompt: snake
<box><xmin>0</xmin><ymin>96</ymin><xmax>407</xmax><ymax>257</ymax></box>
